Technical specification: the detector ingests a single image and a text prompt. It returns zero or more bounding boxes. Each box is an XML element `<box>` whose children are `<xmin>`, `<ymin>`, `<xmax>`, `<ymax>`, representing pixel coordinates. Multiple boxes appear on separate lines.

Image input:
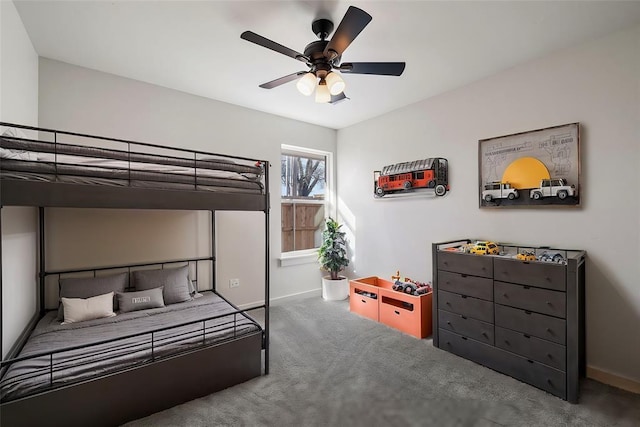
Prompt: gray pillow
<box><xmin>117</xmin><ymin>287</ymin><xmax>165</xmax><ymax>313</ymax></box>
<box><xmin>58</xmin><ymin>272</ymin><xmax>128</xmax><ymax>320</ymax></box>
<box><xmin>132</xmin><ymin>266</ymin><xmax>191</xmax><ymax>305</ymax></box>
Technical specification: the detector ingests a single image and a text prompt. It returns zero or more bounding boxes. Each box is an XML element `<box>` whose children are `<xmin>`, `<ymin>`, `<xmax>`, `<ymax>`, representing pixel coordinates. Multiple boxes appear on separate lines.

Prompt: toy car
<box><xmin>469</xmin><ymin>241</ymin><xmax>499</xmax><ymax>255</ymax></box>
<box><xmin>482</xmin><ymin>182</ymin><xmax>519</xmax><ymax>202</ymax></box>
<box><xmin>530</xmin><ymin>178</ymin><xmax>577</xmax><ymax>200</ymax></box>
<box><xmin>516</xmin><ymin>251</ymin><xmax>536</xmax><ymax>261</ymax></box>
<box><xmin>539</xmin><ymin>251</ymin><xmax>566</xmax><ymax>264</ymax></box>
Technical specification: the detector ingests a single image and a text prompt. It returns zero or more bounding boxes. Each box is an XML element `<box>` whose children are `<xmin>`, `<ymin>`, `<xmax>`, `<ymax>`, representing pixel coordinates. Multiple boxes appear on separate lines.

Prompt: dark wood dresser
<box><xmin>432</xmin><ymin>239</ymin><xmax>586</xmax><ymax>402</ymax></box>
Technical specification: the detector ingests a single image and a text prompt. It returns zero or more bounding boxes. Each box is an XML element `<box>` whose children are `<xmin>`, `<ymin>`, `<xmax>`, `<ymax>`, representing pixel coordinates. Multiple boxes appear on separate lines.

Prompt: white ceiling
<box><xmin>14</xmin><ymin>1</ymin><xmax>640</xmax><ymax>130</ymax></box>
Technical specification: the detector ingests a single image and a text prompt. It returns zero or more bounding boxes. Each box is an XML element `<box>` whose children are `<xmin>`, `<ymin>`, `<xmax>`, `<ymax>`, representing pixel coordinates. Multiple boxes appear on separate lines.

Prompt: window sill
<box><xmin>279</xmin><ymin>251</ymin><xmax>318</xmax><ymax>267</ymax></box>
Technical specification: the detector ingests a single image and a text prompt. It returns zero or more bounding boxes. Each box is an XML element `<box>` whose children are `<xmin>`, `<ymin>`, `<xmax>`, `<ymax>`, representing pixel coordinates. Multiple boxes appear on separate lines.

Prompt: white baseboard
<box><xmin>587</xmin><ymin>366</ymin><xmax>640</xmax><ymax>394</ymax></box>
<box><xmin>270</xmin><ymin>288</ymin><xmax>321</xmax><ymax>306</ymax></box>
<box><xmin>236</xmin><ymin>288</ymin><xmax>321</xmax><ymax>310</ymax></box>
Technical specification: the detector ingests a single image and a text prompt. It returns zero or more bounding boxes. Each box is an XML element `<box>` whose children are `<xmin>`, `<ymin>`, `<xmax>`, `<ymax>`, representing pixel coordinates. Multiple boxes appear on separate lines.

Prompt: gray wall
<box><xmin>38</xmin><ymin>58</ymin><xmax>337</xmax><ymax>307</ymax></box>
<box><xmin>337</xmin><ymin>25</ymin><xmax>640</xmax><ymax>384</ymax></box>
<box><xmin>0</xmin><ymin>1</ymin><xmax>39</xmax><ymax>358</ymax></box>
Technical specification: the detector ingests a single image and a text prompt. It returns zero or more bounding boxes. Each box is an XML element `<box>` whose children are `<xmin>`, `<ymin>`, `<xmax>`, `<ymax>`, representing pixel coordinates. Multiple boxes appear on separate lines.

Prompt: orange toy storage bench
<box><xmin>349</xmin><ymin>276</ymin><xmax>433</xmax><ymax>339</ymax></box>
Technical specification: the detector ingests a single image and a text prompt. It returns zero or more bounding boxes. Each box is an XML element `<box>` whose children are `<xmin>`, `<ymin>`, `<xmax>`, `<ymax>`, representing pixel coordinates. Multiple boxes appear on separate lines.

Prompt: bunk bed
<box><xmin>0</xmin><ymin>122</ymin><xmax>271</xmax><ymax>427</ymax></box>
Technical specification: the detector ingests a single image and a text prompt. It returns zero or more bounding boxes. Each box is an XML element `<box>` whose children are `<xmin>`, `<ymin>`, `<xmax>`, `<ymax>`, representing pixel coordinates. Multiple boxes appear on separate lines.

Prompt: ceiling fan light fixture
<box><xmin>315</xmin><ymin>79</ymin><xmax>331</xmax><ymax>103</ymax></box>
<box><xmin>325</xmin><ymin>72</ymin><xmax>345</xmax><ymax>95</ymax></box>
<box><xmin>296</xmin><ymin>72</ymin><xmax>317</xmax><ymax>96</ymax></box>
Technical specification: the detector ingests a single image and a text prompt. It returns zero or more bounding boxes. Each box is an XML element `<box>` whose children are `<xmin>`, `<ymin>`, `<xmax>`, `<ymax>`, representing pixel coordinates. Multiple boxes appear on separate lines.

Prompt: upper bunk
<box><xmin>0</xmin><ymin>123</ymin><xmax>269</xmax><ymax>212</ymax></box>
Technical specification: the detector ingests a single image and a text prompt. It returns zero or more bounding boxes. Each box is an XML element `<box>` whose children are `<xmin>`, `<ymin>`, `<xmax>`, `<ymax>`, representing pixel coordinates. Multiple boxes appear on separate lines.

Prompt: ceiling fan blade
<box><xmin>329</xmin><ymin>92</ymin><xmax>349</xmax><ymax>104</ymax></box>
<box><xmin>259</xmin><ymin>71</ymin><xmax>308</xmax><ymax>89</ymax></box>
<box><xmin>323</xmin><ymin>6</ymin><xmax>372</xmax><ymax>59</ymax></box>
<box><xmin>339</xmin><ymin>62</ymin><xmax>406</xmax><ymax>76</ymax></box>
<box><xmin>241</xmin><ymin>31</ymin><xmax>309</xmax><ymax>63</ymax></box>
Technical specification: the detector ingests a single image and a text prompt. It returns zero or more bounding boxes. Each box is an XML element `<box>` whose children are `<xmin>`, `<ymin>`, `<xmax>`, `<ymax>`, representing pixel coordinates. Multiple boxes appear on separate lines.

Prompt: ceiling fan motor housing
<box><xmin>312</xmin><ymin>18</ymin><xmax>334</xmax><ymax>40</ymax></box>
<box><xmin>304</xmin><ymin>40</ymin><xmax>333</xmax><ymax>78</ymax></box>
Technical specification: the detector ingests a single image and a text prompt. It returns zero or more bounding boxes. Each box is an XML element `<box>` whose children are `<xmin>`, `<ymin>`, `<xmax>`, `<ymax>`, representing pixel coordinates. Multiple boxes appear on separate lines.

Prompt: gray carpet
<box><xmin>125</xmin><ymin>297</ymin><xmax>640</xmax><ymax>426</ymax></box>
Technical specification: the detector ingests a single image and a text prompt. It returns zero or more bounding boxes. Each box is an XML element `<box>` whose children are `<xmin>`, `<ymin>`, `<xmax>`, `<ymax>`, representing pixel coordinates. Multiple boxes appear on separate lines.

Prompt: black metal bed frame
<box><xmin>0</xmin><ymin>123</ymin><xmax>271</xmax><ymax>426</ymax></box>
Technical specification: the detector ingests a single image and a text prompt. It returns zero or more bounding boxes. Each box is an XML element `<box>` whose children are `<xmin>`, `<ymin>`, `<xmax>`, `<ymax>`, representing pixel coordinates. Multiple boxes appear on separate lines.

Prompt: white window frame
<box><xmin>280</xmin><ymin>144</ymin><xmax>334</xmax><ymax>266</ymax></box>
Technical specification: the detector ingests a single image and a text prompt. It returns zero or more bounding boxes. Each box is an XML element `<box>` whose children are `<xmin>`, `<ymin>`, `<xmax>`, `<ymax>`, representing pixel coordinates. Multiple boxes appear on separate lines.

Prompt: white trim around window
<box><xmin>280</xmin><ymin>144</ymin><xmax>335</xmax><ymax>261</ymax></box>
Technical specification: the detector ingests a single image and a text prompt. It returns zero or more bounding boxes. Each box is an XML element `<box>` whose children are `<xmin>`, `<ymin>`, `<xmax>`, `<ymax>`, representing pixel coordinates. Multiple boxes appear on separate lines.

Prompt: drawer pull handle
<box><xmin>523</xmin><ymin>334</ymin><xmax>530</xmax><ymax>339</ymax></box>
<box><xmin>461</xmin><ymin>274</ymin><xmax>467</xmax><ymax>278</ymax></box>
<box><xmin>523</xmin><ymin>285</ymin><xmax>530</xmax><ymax>290</ymax></box>
<box><xmin>482</xmin><ymin>332</ymin><xmax>488</xmax><ymax>337</ymax></box>
<box><xmin>503</xmin><ymin>293</ymin><xmax>508</xmax><ymax>298</ymax></box>
<box><xmin>461</xmin><ymin>336</ymin><xmax>468</xmax><ymax>340</ymax></box>
<box><xmin>545</xmin><ymin>277</ymin><xmax>551</xmax><ymax>281</ymax></box>
<box><xmin>527</xmin><ymin>360</ymin><xmax>534</xmax><ymax>364</ymax></box>
<box><xmin>461</xmin><ymin>315</ymin><xmax>467</xmax><ymax>320</ymax></box>
<box><xmin>547</xmin><ymin>379</ymin><xmax>553</xmax><ymax>385</ymax></box>
<box><xmin>546</xmin><ymin>328</ymin><xmax>552</xmax><ymax>333</ymax></box>
<box><xmin>524</xmin><ymin>310</ymin><xmax>532</xmax><ymax>315</ymax></box>
<box><xmin>547</xmin><ymin>354</ymin><xmax>553</xmax><ymax>359</ymax></box>
<box><xmin>446</xmin><ymin>321</ymin><xmax>451</xmax><ymax>325</ymax></box>
<box><xmin>546</xmin><ymin>301</ymin><xmax>552</xmax><ymax>306</ymax></box>
<box><xmin>504</xmin><ymin>339</ymin><xmax>510</xmax><ymax>345</ymax></box>
<box><xmin>461</xmin><ymin>295</ymin><xmax>468</xmax><ymax>299</ymax></box>
<box><xmin>446</xmin><ymin>301</ymin><xmax>451</xmax><ymax>305</ymax></box>
<box><xmin>394</xmin><ymin>310</ymin><xmax>400</xmax><ymax>315</ymax></box>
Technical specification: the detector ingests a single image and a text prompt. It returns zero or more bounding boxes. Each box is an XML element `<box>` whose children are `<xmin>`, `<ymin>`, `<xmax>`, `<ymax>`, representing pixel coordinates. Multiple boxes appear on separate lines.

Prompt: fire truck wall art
<box><xmin>374</xmin><ymin>158</ymin><xmax>449</xmax><ymax>198</ymax></box>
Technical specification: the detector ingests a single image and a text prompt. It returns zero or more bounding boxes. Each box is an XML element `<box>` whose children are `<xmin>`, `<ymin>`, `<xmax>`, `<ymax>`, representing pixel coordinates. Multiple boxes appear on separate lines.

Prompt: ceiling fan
<box><xmin>240</xmin><ymin>6</ymin><xmax>406</xmax><ymax>104</ymax></box>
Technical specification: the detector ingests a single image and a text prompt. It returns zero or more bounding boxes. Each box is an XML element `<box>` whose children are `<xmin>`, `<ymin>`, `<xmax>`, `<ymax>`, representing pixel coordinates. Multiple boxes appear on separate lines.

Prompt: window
<box><xmin>281</xmin><ymin>145</ymin><xmax>332</xmax><ymax>254</ymax></box>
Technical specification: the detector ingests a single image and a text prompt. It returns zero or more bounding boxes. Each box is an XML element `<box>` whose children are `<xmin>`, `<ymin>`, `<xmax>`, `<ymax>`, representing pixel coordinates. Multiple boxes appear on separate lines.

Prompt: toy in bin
<box><xmin>391</xmin><ymin>271</ymin><xmax>432</xmax><ymax>296</ymax></box>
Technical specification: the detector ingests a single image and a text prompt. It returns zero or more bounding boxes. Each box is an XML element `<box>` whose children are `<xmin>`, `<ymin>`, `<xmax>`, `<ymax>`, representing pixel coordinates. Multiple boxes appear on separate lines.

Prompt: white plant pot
<box><xmin>322</xmin><ymin>276</ymin><xmax>349</xmax><ymax>301</ymax></box>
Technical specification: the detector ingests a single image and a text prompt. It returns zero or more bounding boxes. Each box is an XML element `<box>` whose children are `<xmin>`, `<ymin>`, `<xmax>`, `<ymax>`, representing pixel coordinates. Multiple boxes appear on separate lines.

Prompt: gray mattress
<box><xmin>0</xmin><ymin>293</ymin><xmax>261</xmax><ymax>402</ymax></box>
<box><xmin>0</xmin><ymin>136</ymin><xmax>264</xmax><ymax>194</ymax></box>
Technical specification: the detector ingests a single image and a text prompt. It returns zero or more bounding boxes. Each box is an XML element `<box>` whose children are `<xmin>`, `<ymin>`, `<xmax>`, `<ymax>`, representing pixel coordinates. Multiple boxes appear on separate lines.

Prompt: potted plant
<box><xmin>318</xmin><ymin>217</ymin><xmax>350</xmax><ymax>300</ymax></box>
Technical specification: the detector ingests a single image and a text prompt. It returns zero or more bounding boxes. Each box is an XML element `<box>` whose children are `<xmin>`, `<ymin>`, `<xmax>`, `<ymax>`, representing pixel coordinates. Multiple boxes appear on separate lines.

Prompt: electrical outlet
<box><xmin>229</xmin><ymin>278</ymin><xmax>240</xmax><ymax>288</ymax></box>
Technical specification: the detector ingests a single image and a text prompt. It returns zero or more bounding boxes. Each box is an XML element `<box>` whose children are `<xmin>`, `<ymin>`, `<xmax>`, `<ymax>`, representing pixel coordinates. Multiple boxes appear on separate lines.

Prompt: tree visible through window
<box><xmin>281</xmin><ymin>149</ymin><xmax>328</xmax><ymax>253</ymax></box>
<box><xmin>281</xmin><ymin>154</ymin><xmax>325</xmax><ymax>198</ymax></box>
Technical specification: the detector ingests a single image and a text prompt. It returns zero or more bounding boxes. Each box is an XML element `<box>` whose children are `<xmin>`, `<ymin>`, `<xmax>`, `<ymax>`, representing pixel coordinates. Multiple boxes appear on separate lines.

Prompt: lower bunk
<box><xmin>1</xmin><ymin>291</ymin><xmax>265</xmax><ymax>426</ymax></box>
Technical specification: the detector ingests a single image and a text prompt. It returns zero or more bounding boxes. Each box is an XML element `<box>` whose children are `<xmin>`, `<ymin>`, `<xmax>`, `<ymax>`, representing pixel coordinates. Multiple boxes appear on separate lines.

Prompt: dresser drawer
<box><xmin>440</xmin><ymin>328</ymin><xmax>566</xmax><ymax>399</ymax></box>
<box><xmin>496</xmin><ymin>326</ymin><xmax>566</xmax><ymax>371</ymax></box>
<box><xmin>438</xmin><ymin>290</ymin><xmax>493</xmax><ymax>323</ymax></box>
<box><xmin>438</xmin><ymin>271</ymin><xmax>493</xmax><ymax>301</ymax></box>
<box><xmin>438</xmin><ymin>251</ymin><xmax>493</xmax><ymax>278</ymax></box>
<box><xmin>439</xmin><ymin>309</ymin><xmax>494</xmax><ymax>345</ymax></box>
<box><xmin>495</xmin><ymin>281</ymin><xmax>566</xmax><ymax>318</ymax></box>
<box><xmin>492</xmin><ymin>343</ymin><xmax>567</xmax><ymax>399</ymax></box>
<box><xmin>439</xmin><ymin>328</ymin><xmax>497</xmax><ymax>367</ymax></box>
<box><xmin>494</xmin><ymin>258</ymin><xmax>566</xmax><ymax>291</ymax></box>
<box><xmin>495</xmin><ymin>304</ymin><xmax>566</xmax><ymax>345</ymax></box>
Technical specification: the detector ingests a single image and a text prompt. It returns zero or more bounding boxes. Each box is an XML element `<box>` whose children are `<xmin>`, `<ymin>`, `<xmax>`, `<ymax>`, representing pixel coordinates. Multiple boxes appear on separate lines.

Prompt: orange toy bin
<box><xmin>349</xmin><ymin>276</ymin><xmax>385</xmax><ymax>321</ymax></box>
<box><xmin>349</xmin><ymin>277</ymin><xmax>433</xmax><ymax>339</ymax></box>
